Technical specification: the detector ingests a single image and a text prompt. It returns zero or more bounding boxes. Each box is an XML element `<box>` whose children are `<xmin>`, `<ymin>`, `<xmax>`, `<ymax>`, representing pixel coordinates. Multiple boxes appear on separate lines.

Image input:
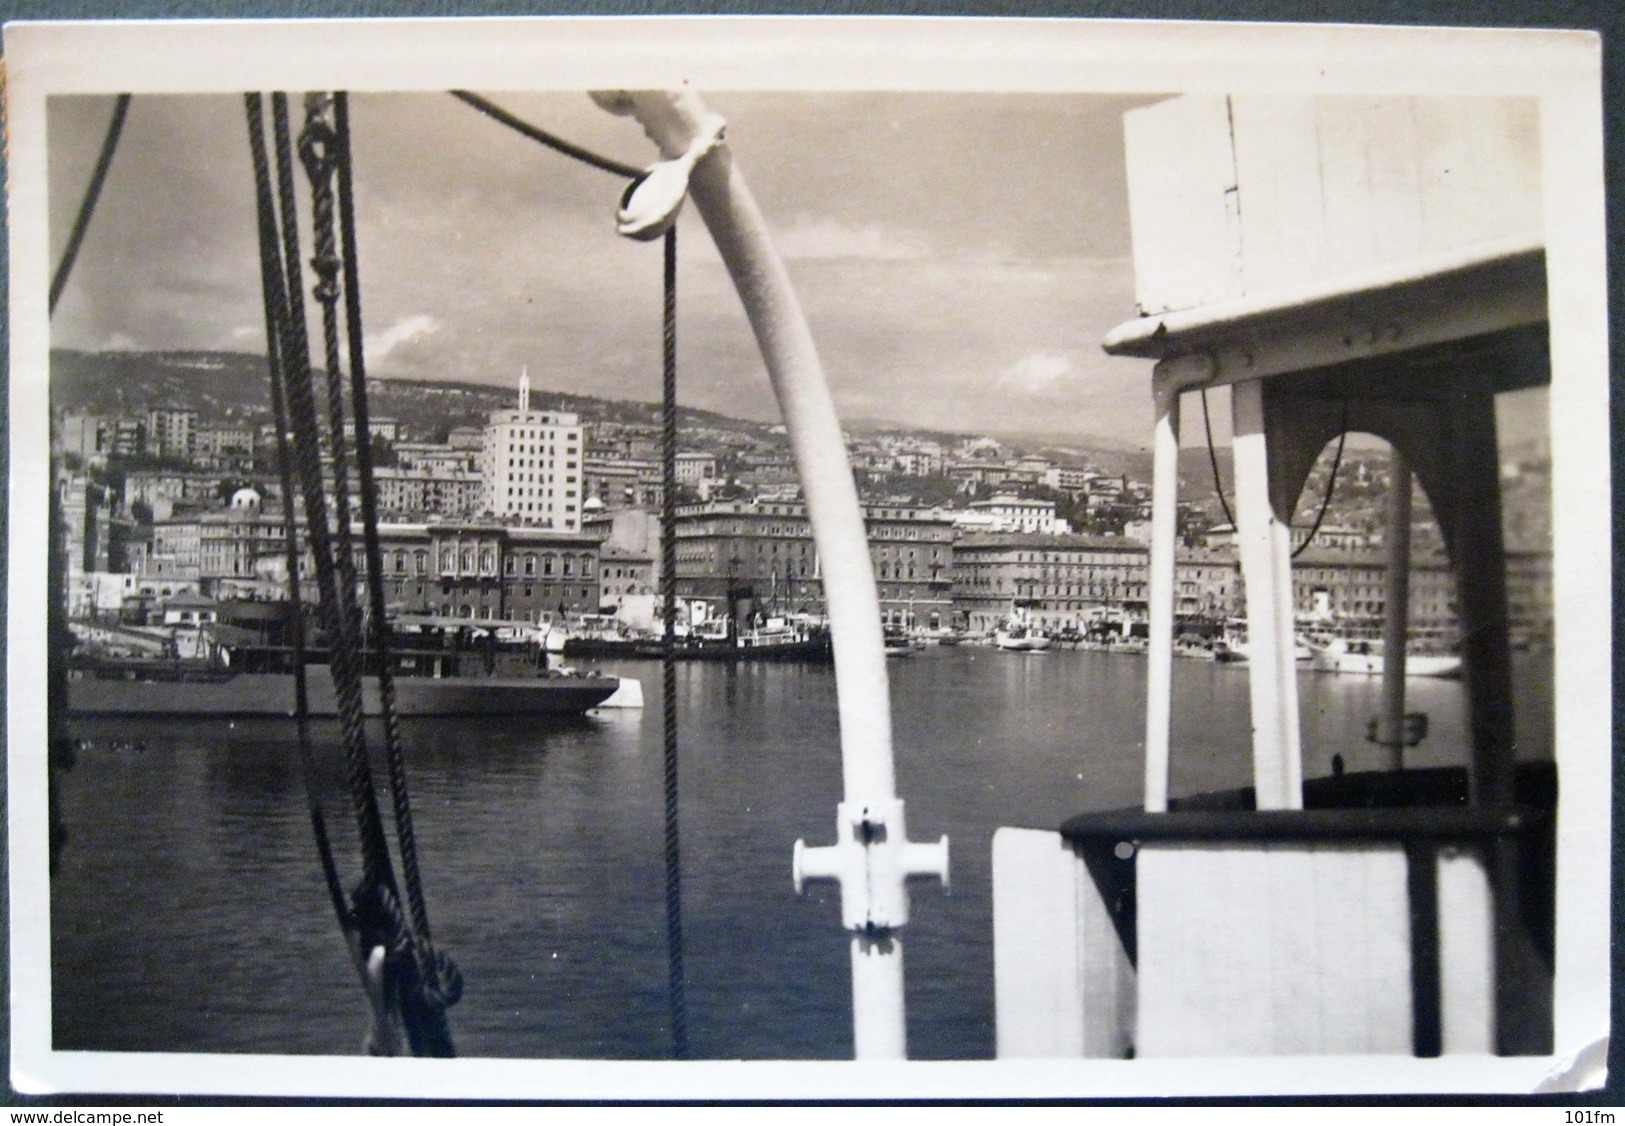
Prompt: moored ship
<box><xmin>67</xmin><ymin>615</ymin><xmax>620</xmax><ymax>717</ymax></box>
<box><xmin>67</xmin><ymin>660</ymin><xmax>620</xmax><ymax>717</ymax></box>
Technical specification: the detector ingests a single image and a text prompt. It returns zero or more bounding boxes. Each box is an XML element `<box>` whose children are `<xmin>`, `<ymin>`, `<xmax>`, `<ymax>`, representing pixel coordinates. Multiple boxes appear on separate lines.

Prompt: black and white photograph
<box><xmin>5</xmin><ymin>15</ymin><xmax>1611</xmax><ymax>1101</ymax></box>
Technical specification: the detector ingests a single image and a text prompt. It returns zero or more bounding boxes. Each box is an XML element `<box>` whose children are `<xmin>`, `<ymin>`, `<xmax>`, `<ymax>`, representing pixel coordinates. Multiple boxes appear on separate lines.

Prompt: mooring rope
<box><xmin>659</xmin><ymin>225</ymin><xmax>689</xmax><ymax>1059</ymax></box>
<box><xmin>49</xmin><ymin>94</ymin><xmax>131</xmax><ymax>314</ymax></box>
<box><xmin>243</xmin><ymin>92</ymin><xmax>348</xmax><ymax>929</ymax></box>
<box><xmin>449</xmin><ymin>91</ymin><xmax>642</xmax><ymax>179</ymax></box>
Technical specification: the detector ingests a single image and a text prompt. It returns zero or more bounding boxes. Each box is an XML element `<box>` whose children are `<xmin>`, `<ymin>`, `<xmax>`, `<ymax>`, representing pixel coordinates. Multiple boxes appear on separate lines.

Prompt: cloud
<box><xmin>994</xmin><ymin>352</ymin><xmax>1074</xmax><ymax>396</ymax></box>
<box><xmin>364</xmin><ymin>314</ymin><xmax>441</xmax><ymax>365</ymax></box>
<box><xmin>774</xmin><ymin>218</ymin><xmax>928</xmax><ymax>261</ymax></box>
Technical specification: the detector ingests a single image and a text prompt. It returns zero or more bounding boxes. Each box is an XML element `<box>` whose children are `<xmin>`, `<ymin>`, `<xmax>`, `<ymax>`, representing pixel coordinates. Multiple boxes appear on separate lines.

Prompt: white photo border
<box><xmin>5</xmin><ymin>14</ymin><xmax>1610</xmax><ymax>1100</ymax></box>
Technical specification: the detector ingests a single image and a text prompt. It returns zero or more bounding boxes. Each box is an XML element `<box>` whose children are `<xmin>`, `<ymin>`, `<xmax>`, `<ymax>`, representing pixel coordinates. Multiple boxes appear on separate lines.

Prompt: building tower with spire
<box><xmin>481</xmin><ymin>368</ymin><xmax>584</xmax><ymax>531</ymax></box>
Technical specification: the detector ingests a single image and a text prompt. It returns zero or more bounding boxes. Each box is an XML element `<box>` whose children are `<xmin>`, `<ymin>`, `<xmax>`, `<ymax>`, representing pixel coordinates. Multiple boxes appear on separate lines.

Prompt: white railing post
<box><xmin>1231</xmin><ymin>378</ymin><xmax>1303</xmax><ymax>810</ymax></box>
<box><xmin>598</xmin><ymin>88</ymin><xmax>948</xmax><ymax>1058</ymax></box>
<box><xmin>1143</xmin><ymin>373</ymin><xmax>1182</xmax><ymax>812</ymax></box>
<box><xmin>1380</xmin><ymin>447</ymin><xmax>1412</xmax><ymax>767</ymax></box>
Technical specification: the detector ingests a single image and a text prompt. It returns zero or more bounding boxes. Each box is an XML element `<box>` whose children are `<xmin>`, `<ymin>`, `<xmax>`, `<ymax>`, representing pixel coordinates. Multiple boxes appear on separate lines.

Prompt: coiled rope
<box><xmin>330</xmin><ymin>91</ymin><xmax>462</xmax><ymax>1050</ymax></box>
<box><xmin>451</xmin><ymin>88</ymin><xmax>689</xmax><ymax>1058</ymax></box>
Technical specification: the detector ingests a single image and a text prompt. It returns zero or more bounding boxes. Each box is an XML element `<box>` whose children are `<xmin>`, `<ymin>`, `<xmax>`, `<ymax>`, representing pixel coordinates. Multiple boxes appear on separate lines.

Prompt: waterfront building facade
<box><xmin>375</xmin><ymin>522</ymin><xmax>602</xmax><ymax>622</ymax></box>
<box><xmin>952</xmin><ymin>532</ymin><xmax>1150</xmax><ymax>634</ymax></box>
<box><xmin>673</xmin><ymin>499</ymin><xmax>956</xmax><ymax>628</ymax></box>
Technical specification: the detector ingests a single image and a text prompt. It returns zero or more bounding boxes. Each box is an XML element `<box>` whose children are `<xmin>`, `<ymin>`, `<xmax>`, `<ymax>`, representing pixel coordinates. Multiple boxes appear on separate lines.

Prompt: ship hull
<box><xmin>994</xmin><ymin>633</ymin><xmax>1052</xmax><ymax>652</ymax></box>
<box><xmin>1307</xmin><ymin>649</ymin><xmax>1463</xmax><ymax>678</ymax></box>
<box><xmin>68</xmin><ymin>668</ymin><xmax>620</xmax><ymax>717</ymax></box>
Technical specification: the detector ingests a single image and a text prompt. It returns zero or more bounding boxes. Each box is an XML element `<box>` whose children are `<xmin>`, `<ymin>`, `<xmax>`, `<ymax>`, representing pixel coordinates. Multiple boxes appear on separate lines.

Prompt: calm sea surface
<box><xmin>52</xmin><ymin>646</ymin><xmax>1553</xmax><ymax>1060</ymax></box>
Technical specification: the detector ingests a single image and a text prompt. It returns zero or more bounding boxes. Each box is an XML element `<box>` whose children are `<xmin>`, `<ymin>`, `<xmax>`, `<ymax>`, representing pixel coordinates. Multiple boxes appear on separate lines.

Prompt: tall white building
<box><xmin>481</xmin><ymin>369</ymin><xmax>585</xmax><ymax>531</ymax></box>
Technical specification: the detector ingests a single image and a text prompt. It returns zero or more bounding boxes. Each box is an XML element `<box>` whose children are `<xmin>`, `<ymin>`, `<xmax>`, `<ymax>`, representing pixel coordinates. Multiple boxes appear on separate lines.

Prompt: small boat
<box><xmin>1306</xmin><ymin>635</ymin><xmax>1462</xmax><ymax>678</ymax></box>
<box><xmin>1211</xmin><ymin>618</ymin><xmax>1313</xmax><ymax>663</ymax></box>
<box><xmin>994</xmin><ymin>612</ymin><xmax>1052</xmax><ymax>652</ymax></box>
<box><xmin>883</xmin><ymin>627</ymin><xmax>916</xmax><ymax>658</ymax></box>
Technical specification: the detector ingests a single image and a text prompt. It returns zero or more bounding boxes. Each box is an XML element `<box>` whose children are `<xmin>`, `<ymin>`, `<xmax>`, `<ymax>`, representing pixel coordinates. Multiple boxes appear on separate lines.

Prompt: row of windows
<box><xmin>383</xmin><ymin>548</ymin><xmax>596</xmax><ymax>577</ymax></box>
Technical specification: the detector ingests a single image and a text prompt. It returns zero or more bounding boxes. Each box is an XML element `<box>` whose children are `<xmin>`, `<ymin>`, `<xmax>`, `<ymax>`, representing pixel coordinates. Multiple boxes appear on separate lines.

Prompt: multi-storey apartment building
<box><xmin>372</xmin><ymin>467</ymin><xmax>485</xmax><ymax>520</ymax></box>
<box><xmin>145</xmin><ymin>408</ymin><xmax>198</xmax><ymax>460</ymax></box>
<box><xmin>1289</xmin><ymin>546</ymin><xmax>1458</xmax><ymax>635</ymax></box>
<box><xmin>193</xmin><ymin>425</ymin><xmax>256</xmax><ymax>471</ymax></box>
<box><xmin>480</xmin><ymin>370</ymin><xmax>584</xmax><ymax>531</ymax></box>
<box><xmin>582</xmin><ymin>456</ymin><xmax>664</xmax><ymax>511</ymax></box>
<box><xmin>394</xmin><ymin>442</ymin><xmax>480</xmax><ymax>476</ymax></box>
<box><xmin>966</xmin><ymin>495</ymin><xmax>1070</xmax><ymax>535</ymax></box>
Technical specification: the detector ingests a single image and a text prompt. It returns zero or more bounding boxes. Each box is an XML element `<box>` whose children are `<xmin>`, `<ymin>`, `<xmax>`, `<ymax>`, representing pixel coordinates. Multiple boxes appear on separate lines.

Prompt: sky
<box><xmin>47</xmin><ymin>89</ymin><xmax>1170</xmax><ymax>446</ymax></box>
<box><xmin>46</xmin><ymin>88</ymin><xmax>1549</xmax><ymax>454</ymax></box>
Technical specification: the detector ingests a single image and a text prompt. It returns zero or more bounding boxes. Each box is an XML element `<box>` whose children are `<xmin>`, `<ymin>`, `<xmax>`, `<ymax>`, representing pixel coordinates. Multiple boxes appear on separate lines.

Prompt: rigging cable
<box><xmin>452</xmin><ymin>83</ymin><xmax>687</xmax><ymax>1058</ymax></box>
<box><xmin>449</xmin><ymin>91</ymin><xmax>643</xmax><ymax>179</ymax></box>
<box><xmin>331</xmin><ymin>90</ymin><xmax>462</xmax><ymax>1052</ymax></box>
<box><xmin>50</xmin><ymin>94</ymin><xmax>131</xmax><ymax>314</ymax></box>
<box><xmin>267</xmin><ymin>91</ymin><xmax>401</xmax><ymax>908</ymax></box>
<box><xmin>659</xmin><ymin>225</ymin><xmax>690</xmax><ymax>1059</ymax></box>
<box><xmin>243</xmin><ymin>92</ymin><xmax>350</xmax><ymax>934</ymax></box>
<box><xmin>1200</xmin><ymin>388</ymin><xmax>1236</xmax><ymax>532</ymax></box>
<box><xmin>1201</xmin><ymin>388</ymin><xmax>1350</xmax><ymax>559</ymax></box>
<box><xmin>1291</xmin><ymin>400</ymin><xmax>1350</xmax><ymax>561</ymax></box>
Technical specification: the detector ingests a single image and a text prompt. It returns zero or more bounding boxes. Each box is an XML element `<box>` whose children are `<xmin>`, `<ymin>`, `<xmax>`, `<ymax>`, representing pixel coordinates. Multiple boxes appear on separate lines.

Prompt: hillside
<box><xmin>49</xmin><ymin>349</ymin><xmax>773</xmax><ymax>442</ymax></box>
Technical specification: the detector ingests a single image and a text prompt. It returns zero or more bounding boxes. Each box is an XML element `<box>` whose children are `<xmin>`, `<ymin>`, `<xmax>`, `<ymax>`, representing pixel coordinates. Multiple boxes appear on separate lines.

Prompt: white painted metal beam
<box><xmin>1230</xmin><ymin>379</ymin><xmax>1303</xmax><ymax>810</ymax></box>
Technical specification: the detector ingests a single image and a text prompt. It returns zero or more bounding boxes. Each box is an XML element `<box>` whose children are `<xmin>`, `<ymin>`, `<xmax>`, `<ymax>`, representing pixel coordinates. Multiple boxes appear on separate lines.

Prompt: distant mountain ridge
<box><xmin>49</xmin><ymin>349</ymin><xmax>775</xmax><ymax>441</ymax></box>
<box><xmin>50</xmin><ymin>349</ymin><xmax>1156</xmax><ymax>465</ymax></box>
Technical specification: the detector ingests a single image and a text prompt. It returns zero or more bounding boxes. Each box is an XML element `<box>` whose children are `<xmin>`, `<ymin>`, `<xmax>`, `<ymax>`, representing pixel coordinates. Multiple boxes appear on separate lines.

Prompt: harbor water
<box><xmin>52</xmin><ymin>646</ymin><xmax>1553</xmax><ymax>1060</ymax></box>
